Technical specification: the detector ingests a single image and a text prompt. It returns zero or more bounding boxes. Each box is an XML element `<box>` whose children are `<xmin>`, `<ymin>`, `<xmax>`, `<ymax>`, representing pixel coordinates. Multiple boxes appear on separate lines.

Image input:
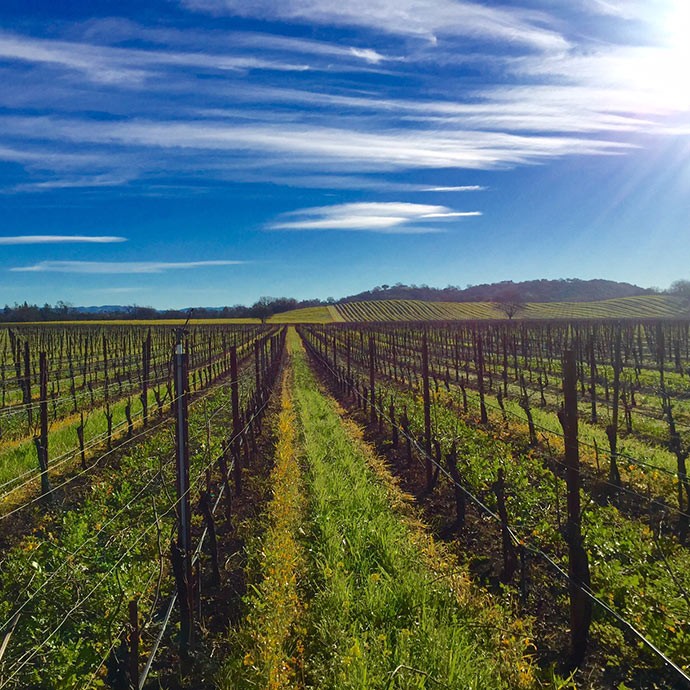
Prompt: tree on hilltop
<box><xmin>493</xmin><ymin>288</ymin><xmax>527</xmax><ymax>319</ymax></box>
<box><xmin>250</xmin><ymin>296</ymin><xmax>274</xmax><ymax>323</ymax></box>
<box><xmin>669</xmin><ymin>280</ymin><xmax>690</xmax><ymax>299</ymax></box>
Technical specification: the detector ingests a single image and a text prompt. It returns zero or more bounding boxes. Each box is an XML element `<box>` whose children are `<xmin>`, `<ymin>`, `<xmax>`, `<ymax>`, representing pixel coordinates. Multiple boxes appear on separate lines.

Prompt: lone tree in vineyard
<box><xmin>669</xmin><ymin>279</ymin><xmax>690</xmax><ymax>306</ymax></box>
<box><xmin>250</xmin><ymin>296</ymin><xmax>274</xmax><ymax>323</ymax></box>
<box><xmin>493</xmin><ymin>288</ymin><xmax>527</xmax><ymax>319</ymax></box>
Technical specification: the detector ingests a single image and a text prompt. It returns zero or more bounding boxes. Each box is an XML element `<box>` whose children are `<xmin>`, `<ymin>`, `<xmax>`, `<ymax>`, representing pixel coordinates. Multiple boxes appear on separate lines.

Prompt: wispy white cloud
<box><xmin>0</xmin><ymin>33</ymin><xmax>146</xmax><ymax>84</ymax></box>
<box><xmin>215</xmin><ymin>174</ymin><xmax>484</xmax><ymax>193</ymax></box>
<box><xmin>181</xmin><ymin>0</ymin><xmax>569</xmax><ymax>52</ymax></box>
<box><xmin>349</xmin><ymin>47</ymin><xmax>387</xmax><ymax>64</ymax></box>
<box><xmin>422</xmin><ymin>185</ymin><xmax>485</xmax><ymax>191</ymax></box>
<box><xmin>578</xmin><ymin>0</ymin><xmax>661</xmax><ymax>20</ymax></box>
<box><xmin>268</xmin><ymin>202</ymin><xmax>480</xmax><ymax>233</ymax></box>
<box><xmin>0</xmin><ymin>235</ymin><xmax>126</xmax><ymax>245</ymax></box>
<box><xmin>420</xmin><ymin>211</ymin><xmax>482</xmax><ymax>218</ymax></box>
<box><xmin>0</xmin><ymin>5</ymin><xmax>685</xmax><ymax>198</ymax></box>
<box><xmin>11</xmin><ymin>260</ymin><xmax>245</xmax><ymax>273</ymax></box>
<box><xmin>1</xmin><ymin>116</ymin><xmax>632</xmax><ymax>172</ymax></box>
<box><xmin>9</xmin><ymin>174</ymin><xmax>136</xmax><ymax>193</ymax></box>
<box><xmin>210</xmin><ymin>83</ymin><xmax>664</xmax><ymax>134</ymax></box>
<box><xmin>0</xmin><ymin>31</ymin><xmax>312</xmax><ymax>85</ymax></box>
<box><xmin>75</xmin><ymin>20</ymin><xmax>398</xmax><ymax>67</ymax></box>
<box><xmin>0</xmin><ymin>145</ymin><xmax>102</xmax><ymax>170</ymax></box>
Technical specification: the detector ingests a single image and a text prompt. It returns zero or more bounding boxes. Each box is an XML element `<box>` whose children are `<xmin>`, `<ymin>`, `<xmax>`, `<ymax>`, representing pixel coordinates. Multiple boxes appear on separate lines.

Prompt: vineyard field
<box><xmin>299</xmin><ymin>318</ymin><xmax>690</xmax><ymax>688</ymax></box>
<box><xmin>2</xmin><ymin>318</ymin><xmax>690</xmax><ymax>688</ymax></box>
<box><xmin>333</xmin><ymin>294</ymin><xmax>689</xmax><ymax>322</ymax></box>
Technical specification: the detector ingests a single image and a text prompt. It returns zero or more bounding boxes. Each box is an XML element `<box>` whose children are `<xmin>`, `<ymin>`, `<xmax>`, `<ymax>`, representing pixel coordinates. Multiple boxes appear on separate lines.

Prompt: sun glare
<box><xmin>664</xmin><ymin>0</ymin><xmax>690</xmax><ymax>50</ymax></box>
<box><xmin>641</xmin><ymin>0</ymin><xmax>690</xmax><ymax>112</ymax></box>
<box><xmin>601</xmin><ymin>0</ymin><xmax>690</xmax><ymax>114</ymax></box>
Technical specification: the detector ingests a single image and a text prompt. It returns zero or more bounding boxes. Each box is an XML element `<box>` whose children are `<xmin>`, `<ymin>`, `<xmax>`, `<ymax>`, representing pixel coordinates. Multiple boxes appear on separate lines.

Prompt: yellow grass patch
<box><xmin>238</xmin><ymin>363</ymin><xmax>305</xmax><ymax>689</ymax></box>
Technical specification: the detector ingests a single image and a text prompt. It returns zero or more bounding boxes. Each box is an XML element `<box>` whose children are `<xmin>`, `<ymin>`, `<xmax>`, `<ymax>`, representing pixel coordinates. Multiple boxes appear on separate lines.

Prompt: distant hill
<box><xmin>75</xmin><ymin>305</ymin><xmax>131</xmax><ymax>314</ymax></box>
<box><xmin>340</xmin><ymin>279</ymin><xmax>652</xmax><ymax>304</ymax></box>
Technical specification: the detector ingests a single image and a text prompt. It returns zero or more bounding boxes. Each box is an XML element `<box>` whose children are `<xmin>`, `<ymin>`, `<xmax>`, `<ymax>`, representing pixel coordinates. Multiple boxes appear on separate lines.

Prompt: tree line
<box><xmin>342</xmin><ymin>278</ymin><xmax>658</xmax><ymax>304</ymax></box>
<box><xmin>0</xmin><ymin>296</ymin><xmax>330</xmax><ymax>323</ymax></box>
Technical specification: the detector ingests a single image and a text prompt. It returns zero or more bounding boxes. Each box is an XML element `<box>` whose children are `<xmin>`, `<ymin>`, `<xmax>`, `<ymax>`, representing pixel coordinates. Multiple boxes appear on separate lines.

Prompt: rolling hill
<box><xmin>341</xmin><ymin>278</ymin><xmax>653</xmax><ymax>304</ymax></box>
<box><xmin>270</xmin><ymin>294</ymin><xmax>689</xmax><ymax>323</ymax></box>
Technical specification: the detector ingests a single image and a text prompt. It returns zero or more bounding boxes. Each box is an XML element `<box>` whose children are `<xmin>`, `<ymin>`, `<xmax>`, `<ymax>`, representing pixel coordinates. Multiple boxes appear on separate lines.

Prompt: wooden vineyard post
<box><xmin>125</xmin><ymin>398</ymin><xmax>133</xmax><ymax>438</ymax></box>
<box><xmin>492</xmin><ymin>468</ymin><xmax>516</xmax><ymax>582</ymax></box>
<box><xmin>445</xmin><ymin>443</ymin><xmax>466</xmax><ymax>528</ymax></box>
<box><xmin>217</xmin><ymin>452</ymin><xmax>233</xmax><ymax>524</ymax></box>
<box><xmin>519</xmin><ymin>374</ymin><xmax>538</xmax><ymax>447</ymax></box>
<box><xmin>103</xmin><ymin>335</ymin><xmax>112</xmax><ymax>449</ymax></box>
<box><xmin>207</xmin><ymin>338</ymin><xmax>213</xmax><ymax>387</ymax></box>
<box><xmin>391</xmin><ymin>333</ymin><xmax>398</xmax><ymax>382</ymax></box>
<box><xmin>606</xmin><ymin>325</ymin><xmax>622</xmax><ymax>487</ymax></box>
<box><xmin>346</xmin><ymin>334</ymin><xmax>352</xmax><ymax>397</ymax></box>
<box><xmin>588</xmin><ymin>333</ymin><xmax>597</xmax><ymax>424</ymax></box>
<box><xmin>231</xmin><ymin>345</ymin><xmax>242</xmax><ymax>495</ymax></box>
<box><xmin>559</xmin><ymin>349</ymin><xmax>592</xmax><ymax>668</ymax></box>
<box><xmin>369</xmin><ymin>336</ymin><xmax>376</xmax><ymax>426</ymax></box>
<box><xmin>255</xmin><ymin>340</ymin><xmax>261</xmax><ymax>404</ymax></box>
<box><xmin>332</xmin><ymin>333</ymin><xmax>338</xmax><ymax>373</ymax></box>
<box><xmin>22</xmin><ymin>341</ymin><xmax>33</xmax><ymax>430</ymax></box>
<box><xmin>173</xmin><ymin>331</ymin><xmax>193</xmax><ymax>653</ymax></box>
<box><xmin>660</xmin><ymin>386</ymin><xmax>690</xmax><ymax>536</ymax></box>
<box><xmin>475</xmin><ymin>331</ymin><xmax>488</xmax><ymax>424</ymax></box>
<box><xmin>657</xmin><ymin>321</ymin><xmax>665</xmax><ymax>391</ymax></box>
<box><xmin>77</xmin><ymin>412</ymin><xmax>86</xmax><ymax>469</ymax></box>
<box><xmin>34</xmin><ymin>351</ymin><xmax>51</xmax><ymax>499</ymax></box>
<box><xmin>421</xmin><ymin>329</ymin><xmax>433</xmax><ymax>491</ymax></box>
<box><xmin>502</xmin><ymin>333</ymin><xmax>509</xmax><ymax>397</ymax></box>
<box><xmin>262</xmin><ymin>336</ymin><xmax>267</xmax><ymax>383</ymax></box>
<box><xmin>67</xmin><ymin>344</ymin><xmax>77</xmax><ymax>413</ymax></box>
<box><xmin>141</xmin><ymin>329</ymin><xmax>151</xmax><ymax>428</ymax></box>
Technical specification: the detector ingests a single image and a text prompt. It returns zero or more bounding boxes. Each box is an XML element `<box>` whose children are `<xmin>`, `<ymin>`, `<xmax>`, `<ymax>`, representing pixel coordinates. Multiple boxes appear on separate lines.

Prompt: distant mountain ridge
<box><xmin>339</xmin><ymin>279</ymin><xmax>653</xmax><ymax>304</ymax></box>
<box><xmin>75</xmin><ymin>305</ymin><xmax>131</xmax><ymax>314</ymax></box>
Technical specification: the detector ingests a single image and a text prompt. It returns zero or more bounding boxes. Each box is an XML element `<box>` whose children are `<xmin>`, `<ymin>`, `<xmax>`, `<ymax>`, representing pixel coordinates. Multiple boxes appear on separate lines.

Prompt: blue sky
<box><xmin>0</xmin><ymin>0</ymin><xmax>689</xmax><ymax>308</ymax></box>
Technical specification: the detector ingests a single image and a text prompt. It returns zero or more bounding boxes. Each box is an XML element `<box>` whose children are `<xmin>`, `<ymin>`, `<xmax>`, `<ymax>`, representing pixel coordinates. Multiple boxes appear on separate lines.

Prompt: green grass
<box><xmin>288</xmin><ymin>330</ymin><xmax>535</xmax><ymax>689</ymax></box>
<box><xmin>269</xmin><ymin>306</ymin><xmax>335</xmax><ymax>323</ymax></box>
<box><xmin>0</xmin><ymin>387</ymin><xmax>168</xmax><ymax>493</ymax></box>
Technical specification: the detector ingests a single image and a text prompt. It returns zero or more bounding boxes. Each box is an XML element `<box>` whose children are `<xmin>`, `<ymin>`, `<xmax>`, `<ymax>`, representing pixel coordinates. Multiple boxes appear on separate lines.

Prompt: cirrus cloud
<box><xmin>11</xmin><ymin>260</ymin><xmax>246</xmax><ymax>274</ymax></box>
<box><xmin>0</xmin><ymin>235</ymin><xmax>126</xmax><ymax>245</ymax></box>
<box><xmin>267</xmin><ymin>202</ymin><xmax>481</xmax><ymax>233</ymax></box>
<box><xmin>181</xmin><ymin>0</ymin><xmax>569</xmax><ymax>52</ymax></box>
